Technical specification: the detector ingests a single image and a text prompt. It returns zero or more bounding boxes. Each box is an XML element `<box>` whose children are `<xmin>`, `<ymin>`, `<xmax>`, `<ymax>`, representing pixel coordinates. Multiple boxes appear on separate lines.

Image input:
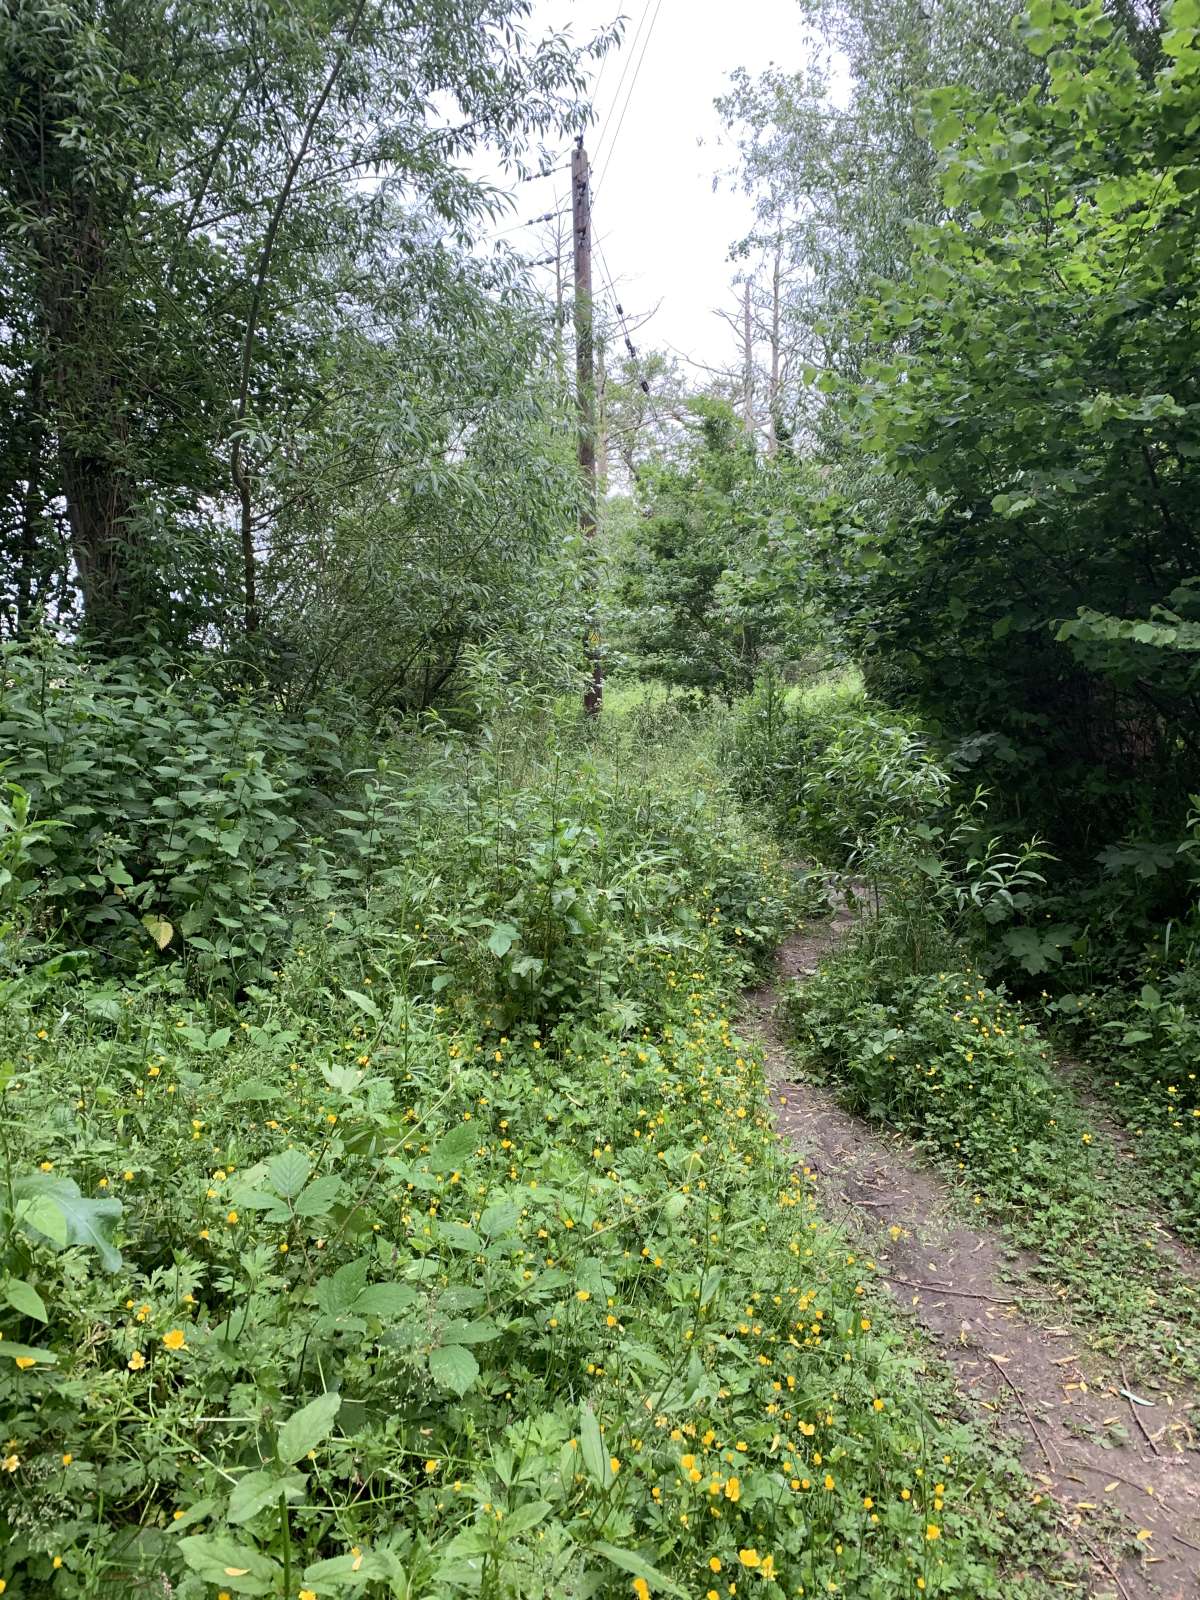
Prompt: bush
<box><xmin>0</xmin><ymin>639</ymin><xmax>368</xmax><ymax>986</ymax></box>
<box><xmin>730</xmin><ymin>678</ymin><xmax>1051</xmax><ymax>979</ymax></box>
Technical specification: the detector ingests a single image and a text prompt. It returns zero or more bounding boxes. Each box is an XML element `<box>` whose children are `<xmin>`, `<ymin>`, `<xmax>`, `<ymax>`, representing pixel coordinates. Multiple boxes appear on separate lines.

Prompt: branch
<box><xmin>231</xmin><ymin>0</ymin><xmax>368</xmax><ymax>635</ymax></box>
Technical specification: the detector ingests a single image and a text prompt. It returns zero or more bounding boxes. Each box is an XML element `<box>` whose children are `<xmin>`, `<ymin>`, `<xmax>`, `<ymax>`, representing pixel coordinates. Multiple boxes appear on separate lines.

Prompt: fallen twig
<box><xmin>1119</xmin><ymin>1360</ymin><xmax>1162</xmax><ymax>1457</ymax></box>
<box><xmin>885</xmin><ymin>1274</ymin><xmax>1024</xmax><ymax>1306</ymax></box>
<box><xmin>984</xmin><ymin>1351</ymin><xmax>1059</xmax><ymax>1467</ymax></box>
<box><xmin>1077</xmin><ymin>1534</ymin><xmax>1135</xmax><ymax>1600</ymax></box>
<box><xmin>1061</xmin><ymin>1458</ymin><xmax>1174</xmax><ymax>1512</ymax></box>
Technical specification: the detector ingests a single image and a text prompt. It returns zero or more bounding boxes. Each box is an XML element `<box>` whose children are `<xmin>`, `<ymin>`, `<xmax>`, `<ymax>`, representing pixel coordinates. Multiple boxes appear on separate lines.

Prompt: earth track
<box><xmin>741</xmin><ymin>906</ymin><xmax>1200</xmax><ymax>1600</ymax></box>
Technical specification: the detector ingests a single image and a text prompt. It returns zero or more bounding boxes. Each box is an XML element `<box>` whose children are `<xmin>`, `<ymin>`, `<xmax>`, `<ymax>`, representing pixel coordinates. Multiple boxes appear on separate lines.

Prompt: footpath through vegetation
<box><xmin>5</xmin><ymin>665</ymin><xmax>1200</xmax><ymax>1599</ymax></box>
<box><xmin>0</xmin><ymin>671</ymin><xmax>1064</xmax><ymax>1599</ymax></box>
<box><xmin>4</xmin><ymin>3</ymin><xmax>1200</xmax><ymax>1595</ymax></box>
<box><xmin>732</xmin><ymin>676</ymin><xmax>1200</xmax><ymax>1600</ymax></box>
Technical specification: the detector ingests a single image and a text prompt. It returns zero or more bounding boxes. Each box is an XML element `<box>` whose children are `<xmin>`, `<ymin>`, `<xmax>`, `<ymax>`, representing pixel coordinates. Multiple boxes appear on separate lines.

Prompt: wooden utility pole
<box><xmin>572</xmin><ymin>138</ymin><xmax>603</xmax><ymax>717</ymax></box>
<box><xmin>768</xmin><ymin>248</ymin><xmax>782</xmax><ymax>456</ymax></box>
<box><xmin>741</xmin><ymin>279</ymin><xmax>754</xmax><ymax>435</ymax></box>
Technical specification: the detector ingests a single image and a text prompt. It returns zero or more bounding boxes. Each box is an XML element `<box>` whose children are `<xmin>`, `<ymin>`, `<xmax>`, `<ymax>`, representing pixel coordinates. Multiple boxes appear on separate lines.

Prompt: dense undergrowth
<box><xmin>730</xmin><ymin>675</ymin><xmax>1200</xmax><ymax>1377</ymax></box>
<box><xmin>0</xmin><ymin>661</ymin><xmax>1064</xmax><ymax>1598</ymax></box>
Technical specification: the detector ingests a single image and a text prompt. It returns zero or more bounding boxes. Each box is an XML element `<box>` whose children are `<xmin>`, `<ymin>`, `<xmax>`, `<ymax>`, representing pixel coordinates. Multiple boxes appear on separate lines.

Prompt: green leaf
<box><xmin>0</xmin><ymin>1340</ymin><xmax>57</xmax><ymax>1364</ymax></box>
<box><xmin>427</xmin><ymin>1123</ymin><xmax>477</xmax><ymax>1171</ymax></box>
<box><xmin>502</xmin><ymin>1500</ymin><xmax>552</xmax><ymax>1536</ymax></box>
<box><xmin>3</xmin><ymin>1277</ymin><xmax>48</xmax><ymax>1323</ymax></box>
<box><xmin>293</xmin><ymin>1174</ymin><xmax>345</xmax><ymax>1216</ymax></box>
<box><xmin>302</xmin><ymin>1549</ymin><xmax>392</xmax><ymax>1585</ymax></box>
<box><xmin>344</xmin><ymin>988</ymin><xmax>381</xmax><ymax>1021</ymax></box>
<box><xmin>14</xmin><ymin>1176</ymin><xmax>123</xmax><ymax>1270</ymax></box>
<box><xmin>227</xmin><ymin>1079</ymin><xmax>278</xmax><ymax>1103</ymax></box>
<box><xmin>592</xmin><ymin>1541</ymin><xmax>688</xmax><ymax>1596</ymax></box>
<box><xmin>486</xmin><ymin>922</ymin><xmax>519</xmax><ymax>958</ymax></box>
<box><xmin>578</xmin><ymin>1404</ymin><xmax>610</xmax><ymax>1488</ymax></box>
<box><xmin>177</xmin><ymin>1533</ymin><xmax>280</xmax><ymax>1594</ymax></box>
<box><xmin>478</xmin><ymin>1198</ymin><xmax>519</xmax><ymax>1236</ymax></box>
<box><xmin>355</xmin><ymin>1282</ymin><xmax>419</xmax><ymax>1318</ymax></box>
<box><xmin>267</xmin><ymin>1148</ymin><xmax>312</xmax><ymax>1199</ymax></box>
<box><xmin>166</xmin><ymin>1496</ymin><xmax>219</xmax><ymax>1533</ymax></box>
<box><xmin>440</xmin><ymin>1317</ymin><xmax>501</xmax><ymax>1345</ymax></box>
<box><xmin>429</xmin><ymin>1342</ymin><xmax>480</xmax><ymax>1395</ymax></box>
<box><xmin>227</xmin><ymin>1468</ymin><xmax>306</xmax><ymax>1524</ymax></box>
<box><xmin>141</xmin><ymin>914</ymin><xmax>174</xmax><ymax>949</ymax></box>
<box><xmin>15</xmin><ymin>1195</ymin><xmax>68</xmax><ymax>1248</ymax></box>
<box><xmin>277</xmin><ymin>1391</ymin><xmax>341</xmax><ymax>1463</ymax></box>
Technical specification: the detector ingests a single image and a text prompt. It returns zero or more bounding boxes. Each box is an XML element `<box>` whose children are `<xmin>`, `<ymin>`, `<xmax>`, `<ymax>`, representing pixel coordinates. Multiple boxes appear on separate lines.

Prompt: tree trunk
<box><xmin>60</xmin><ymin>445</ymin><xmax>135</xmax><ymax>640</ymax></box>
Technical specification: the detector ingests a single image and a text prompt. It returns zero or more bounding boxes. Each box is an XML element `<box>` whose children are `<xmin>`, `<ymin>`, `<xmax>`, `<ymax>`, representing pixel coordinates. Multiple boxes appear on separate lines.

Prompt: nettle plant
<box><xmin>733</xmin><ymin>688</ymin><xmax>1053</xmax><ymax>975</ymax></box>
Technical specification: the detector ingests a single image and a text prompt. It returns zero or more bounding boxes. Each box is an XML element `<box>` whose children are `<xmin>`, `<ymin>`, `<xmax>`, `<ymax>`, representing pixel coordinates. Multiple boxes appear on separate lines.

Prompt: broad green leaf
<box><xmin>486</xmin><ymin>922</ymin><xmax>518</xmax><ymax>958</ymax></box>
<box><xmin>440</xmin><ymin>1317</ymin><xmax>501</xmax><ymax>1345</ymax></box>
<box><xmin>578</xmin><ymin>1405</ymin><xmax>610</xmax><ymax>1488</ymax></box>
<box><xmin>227</xmin><ymin>1079</ymin><xmax>278</xmax><ymax>1103</ymax></box>
<box><xmin>0</xmin><ymin>1339</ymin><xmax>57</xmax><ymax>1364</ymax></box>
<box><xmin>479</xmin><ymin>1199</ymin><xmax>519</xmax><ymax>1235</ymax></box>
<box><xmin>141</xmin><ymin>914</ymin><xmax>173</xmax><ymax>949</ymax></box>
<box><xmin>167</xmin><ymin>1496</ymin><xmax>218</xmax><ymax>1532</ymax></box>
<box><xmin>302</xmin><ymin>1550</ymin><xmax>393</xmax><ymax>1584</ymax></box>
<box><xmin>177</xmin><ymin>1533</ymin><xmax>279</xmax><ymax>1594</ymax></box>
<box><xmin>427</xmin><ymin>1123</ymin><xmax>477</xmax><ymax>1171</ymax></box>
<box><xmin>15</xmin><ymin>1195</ymin><xmax>69</xmax><ymax>1248</ymax></box>
<box><xmin>428</xmin><ymin>1342</ymin><xmax>479</xmax><ymax>1395</ymax></box>
<box><xmin>592</xmin><ymin>1541</ymin><xmax>688</xmax><ymax>1596</ymax></box>
<box><xmin>3</xmin><ymin>1277</ymin><xmax>48</xmax><ymax>1322</ymax></box>
<box><xmin>502</xmin><ymin>1500</ymin><xmax>552</xmax><ymax>1536</ymax></box>
<box><xmin>227</xmin><ymin>1468</ymin><xmax>306</xmax><ymax>1524</ymax></box>
<box><xmin>277</xmin><ymin>1391</ymin><xmax>341</xmax><ymax>1463</ymax></box>
<box><xmin>355</xmin><ymin>1283</ymin><xmax>418</xmax><ymax>1318</ymax></box>
<box><xmin>293</xmin><ymin>1174</ymin><xmax>345</xmax><ymax>1216</ymax></box>
<box><xmin>267</xmin><ymin>1148</ymin><xmax>312</xmax><ymax>1199</ymax></box>
<box><xmin>344</xmin><ymin>988</ymin><xmax>381</xmax><ymax>1021</ymax></box>
<box><xmin>14</xmin><ymin>1176</ymin><xmax>122</xmax><ymax>1270</ymax></box>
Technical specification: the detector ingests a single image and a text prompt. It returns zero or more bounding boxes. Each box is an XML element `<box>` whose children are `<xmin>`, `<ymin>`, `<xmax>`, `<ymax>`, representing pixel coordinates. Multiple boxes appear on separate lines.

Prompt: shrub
<box><xmin>0</xmin><ymin>639</ymin><xmax>368</xmax><ymax>986</ymax></box>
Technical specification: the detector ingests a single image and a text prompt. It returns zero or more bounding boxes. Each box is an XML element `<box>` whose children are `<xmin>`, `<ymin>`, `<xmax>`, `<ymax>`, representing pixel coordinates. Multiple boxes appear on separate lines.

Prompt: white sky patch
<box><xmin>477</xmin><ymin>0</ymin><xmax>840</xmax><ymax>371</ymax></box>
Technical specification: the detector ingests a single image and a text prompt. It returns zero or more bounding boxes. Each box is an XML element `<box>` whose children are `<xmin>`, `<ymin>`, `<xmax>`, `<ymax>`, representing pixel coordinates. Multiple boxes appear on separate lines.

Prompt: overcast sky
<box><xmin>482</xmin><ymin>0</ymin><xmax>823</xmax><ymax>373</ymax></box>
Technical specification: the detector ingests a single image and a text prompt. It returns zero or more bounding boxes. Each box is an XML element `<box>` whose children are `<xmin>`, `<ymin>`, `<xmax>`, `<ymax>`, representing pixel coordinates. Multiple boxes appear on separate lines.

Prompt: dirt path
<box><xmin>742</xmin><ymin>910</ymin><xmax>1200</xmax><ymax>1600</ymax></box>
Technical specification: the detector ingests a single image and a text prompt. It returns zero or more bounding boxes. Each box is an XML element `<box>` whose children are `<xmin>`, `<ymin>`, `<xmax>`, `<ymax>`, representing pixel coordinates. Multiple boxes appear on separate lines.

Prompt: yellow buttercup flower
<box><xmin>163</xmin><ymin>1329</ymin><xmax>186</xmax><ymax>1352</ymax></box>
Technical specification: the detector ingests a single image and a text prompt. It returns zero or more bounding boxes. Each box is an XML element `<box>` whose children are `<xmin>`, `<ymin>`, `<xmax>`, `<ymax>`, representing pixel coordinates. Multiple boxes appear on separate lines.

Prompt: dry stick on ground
<box><xmin>1120</xmin><ymin>1360</ymin><xmax>1163</xmax><ymax>1458</ymax></box>
<box><xmin>884</xmin><ymin>1273</ymin><xmax>1049</xmax><ymax>1306</ymax></box>
<box><xmin>1078</xmin><ymin>1534</ymin><xmax>1137</xmax><ymax>1600</ymax></box>
<box><xmin>984</xmin><ymin>1351</ymin><xmax>1060</xmax><ymax>1467</ymax></box>
<box><xmin>1061</xmin><ymin>1459</ymin><xmax>1176</xmax><ymax>1512</ymax></box>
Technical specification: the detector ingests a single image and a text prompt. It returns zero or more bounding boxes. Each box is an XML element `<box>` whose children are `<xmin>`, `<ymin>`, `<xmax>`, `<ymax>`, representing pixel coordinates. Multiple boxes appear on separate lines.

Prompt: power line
<box><xmin>594</xmin><ymin>0</ymin><xmax>666</xmax><ymax>196</ymax></box>
<box><xmin>590</xmin><ymin>0</ymin><xmax>654</xmax><ymax>166</ymax></box>
<box><xmin>594</xmin><ymin>241</ymin><xmax>651</xmax><ymax>397</ymax></box>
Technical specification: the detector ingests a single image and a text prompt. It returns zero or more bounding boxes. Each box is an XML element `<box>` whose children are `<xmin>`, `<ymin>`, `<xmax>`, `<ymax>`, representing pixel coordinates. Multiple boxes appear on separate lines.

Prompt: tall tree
<box><xmin>0</xmin><ymin>0</ymin><xmax>611</xmax><ymax>646</ymax></box>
